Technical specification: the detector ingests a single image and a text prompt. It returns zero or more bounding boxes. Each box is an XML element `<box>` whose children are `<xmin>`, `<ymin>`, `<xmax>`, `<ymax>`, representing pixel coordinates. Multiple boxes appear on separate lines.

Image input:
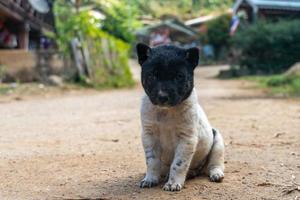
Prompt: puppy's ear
<box><xmin>136</xmin><ymin>43</ymin><xmax>151</xmax><ymax>65</ymax></box>
<box><xmin>186</xmin><ymin>47</ymin><xmax>199</xmax><ymax>69</ymax></box>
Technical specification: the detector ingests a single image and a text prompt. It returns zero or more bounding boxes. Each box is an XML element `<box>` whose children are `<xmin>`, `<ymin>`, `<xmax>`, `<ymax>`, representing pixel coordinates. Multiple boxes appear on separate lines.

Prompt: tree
<box><xmin>127</xmin><ymin>0</ymin><xmax>235</xmax><ymax>19</ymax></box>
<box><xmin>53</xmin><ymin>0</ymin><xmax>134</xmax><ymax>88</ymax></box>
<box><xmin>100</xmin><ymin>1</ymin><xmax>141</xmax><ymax>43</ymax></box>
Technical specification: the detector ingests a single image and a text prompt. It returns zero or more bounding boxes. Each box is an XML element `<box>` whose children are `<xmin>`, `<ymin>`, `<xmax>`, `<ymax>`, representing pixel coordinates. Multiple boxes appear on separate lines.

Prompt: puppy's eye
<box><xmin>175</xmin><ymin>73</ymin><xmax>184</xmax><ymax>81</ymax></box>
<box><xmin>148</xmin><ymin>74</ymin><xmax>156</xmax><ymax>81</ymax></box>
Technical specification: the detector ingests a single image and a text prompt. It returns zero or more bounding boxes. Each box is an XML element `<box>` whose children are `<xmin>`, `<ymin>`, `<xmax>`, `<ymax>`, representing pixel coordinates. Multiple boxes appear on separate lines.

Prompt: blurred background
<box><xmin>0</xmin><ymin>0</ymin><xmax>299</xmax><ymax>95</ymax></box>
<box><xmin>0</xmin><ymin>1</ymin><xmax>300</xmax><ymax>199</ymax></box>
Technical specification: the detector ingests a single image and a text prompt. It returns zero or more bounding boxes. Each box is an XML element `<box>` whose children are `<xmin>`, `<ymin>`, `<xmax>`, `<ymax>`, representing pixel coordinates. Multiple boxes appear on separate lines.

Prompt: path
<box><xmin>0</xmin><ymin>62</ymin><xmax>299</xmax><ymax>200</ymax></box>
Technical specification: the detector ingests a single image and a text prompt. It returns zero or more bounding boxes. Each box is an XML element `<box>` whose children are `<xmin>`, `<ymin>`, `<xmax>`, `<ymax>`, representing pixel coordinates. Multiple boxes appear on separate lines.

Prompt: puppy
<box><xmin>136</xmin><ymin>43</ymin><xmax>225</xmax><ymax>192</ymax></box>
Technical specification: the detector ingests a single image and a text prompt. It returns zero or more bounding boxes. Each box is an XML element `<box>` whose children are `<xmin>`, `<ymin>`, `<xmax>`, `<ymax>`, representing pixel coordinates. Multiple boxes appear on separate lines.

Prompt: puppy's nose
<box><xmin>158</xmin><ymin>95</ymin><xmax>169</xmax><ymax>104</ymax></box>
<box><xmin>158</xmin><ymin>91</ymin><xmax>169</xmax><ymax>104</ymax></box>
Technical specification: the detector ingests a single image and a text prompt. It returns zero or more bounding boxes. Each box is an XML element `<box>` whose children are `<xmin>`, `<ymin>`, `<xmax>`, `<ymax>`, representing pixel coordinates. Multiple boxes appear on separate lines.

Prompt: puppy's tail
<box><xmin>212</xmin><ymin>127</ymin><xmax>220</xmax><ymax>138</ymax></box>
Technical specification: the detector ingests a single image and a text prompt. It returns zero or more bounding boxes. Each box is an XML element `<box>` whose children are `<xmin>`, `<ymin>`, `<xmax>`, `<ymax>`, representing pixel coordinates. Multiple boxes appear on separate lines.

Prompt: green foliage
<box><xmin>205</xmin><ymin>14</ymin><xmax>232</xmax><ymax>59</ymax></box>
<box><xmin>246</xmin><ymin>74</ymin><xmax>300</xmax><ymax>96</ymax></box>
<box><xmin>53</xmin><ymin>1</ymin><xmax>77</xmax><ymax>54</ymax></box>
<box><xmin>127</xmin><ymin>0</ymin><xmax>234</xmax><ymax>19</ymax></box>
<box><xmin>0</xmin><ymin>65</ymin><xmax>6</xmax><ymax>82</ymax></box>
<box><xmin>266</xmin><ymin>75</ymin><xmax>293</xmax><ymax>87</ymax></box>
<box><xmin>54</xmin><ymin>1</ymin><xmax>134</xmax><ymax>88</ymax></box>
<box><xmin>0</xmin><ymin>84</ymin><xmax>10</xmax><ymax>95</ymax></box>
<box><xmin>101</xmin><ymin>1</ymin><xmax>141</xmax><ymax>43</ymax></box>
<box><xmin>232</xmin><ymin>20</ymin><xmax>300</xmax><ymax>74</ymax></box>
<box><xmin>192</xmin><ymin>0</ymin><xmax>234</xmax><ymax>12</ymax></box>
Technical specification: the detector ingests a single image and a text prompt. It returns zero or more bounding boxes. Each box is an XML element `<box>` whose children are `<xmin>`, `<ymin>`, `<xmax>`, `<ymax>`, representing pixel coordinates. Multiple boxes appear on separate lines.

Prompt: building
<box><xmin>233</xmin><ymin>0</ymin><xmax>300</xmax><ymax>22</ymax></box>
<box><xmin>136</xmin><ymin>18</ymin><xmax>199</xmax><ymax>47</ymax></box>
<box><xmin>185</xmin><ymin>11</ymin><xmax>232</xmax><ymax>33</ymax></box>
<box><xmin>185</xmin><ymin>15</ymin><xmax>219</xmax><ymax>33</ymax></box>
<box><xmin>0</xmin><ymin>0</ymin><xmax>71</xmax><ymax>83</ymax></box>
<box><xmin>0</xmin><ymin>0</ymin><xmax>55</xmax><ymax>50</ymax></box>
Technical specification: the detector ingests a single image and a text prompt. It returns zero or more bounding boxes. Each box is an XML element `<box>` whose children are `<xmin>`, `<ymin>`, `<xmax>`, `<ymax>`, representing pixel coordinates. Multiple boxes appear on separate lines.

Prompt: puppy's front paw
<box><xmin>163</xmin><ymin>182</ymin><xmax>182</xmax><ymax>191</ymax></box>
<box><xmin>209</xmin><ymin>168</ymin><xmax>224</xmax><ymax>182</ymax></box>
<box><xmin>140</xmin><ymin>177</ymin><xmax>158</xmax><ymax>188</ymax></box>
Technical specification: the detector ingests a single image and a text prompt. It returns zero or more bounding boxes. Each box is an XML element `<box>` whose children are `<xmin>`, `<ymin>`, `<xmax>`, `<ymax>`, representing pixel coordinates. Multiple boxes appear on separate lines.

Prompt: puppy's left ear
<box><xmin>186</xmin><ymin>47</ymin><xmax>199</xmax><ymax>69</ymax></box>
<box><xmin>136</xmin><ymin>43</ymin><xmax>151</xmax><ymax>66</ymax></box>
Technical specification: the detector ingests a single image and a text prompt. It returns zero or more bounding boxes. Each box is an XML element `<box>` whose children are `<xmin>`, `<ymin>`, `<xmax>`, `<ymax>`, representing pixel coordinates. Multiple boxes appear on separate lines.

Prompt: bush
<box><xmin>54</xmin><ymin>2</ymin><xmax>134</xmax><ymax>88</ymax></box>
<box><xmin>232</xmin><ymin>20</ymin><xmax>300</xmax><ymax>74</ymax></box>
<box><xmin>204</xmin><ymin>14</ymin><xmax>232</xmax><ymax>59</ymax></box>
<box><xmin>0</xmin><ymin>65</ymin><xmax>6</xmax><ymax>83</ymax></box>
<box><xmin>101</xmin><ymin>1</ymin><xmax>141</xmax><ymax>43</ymax></box>
<box><xmin>244</xmin><ymin>74</ymin><xmax>300</xmax><ymax>96</ymax></box>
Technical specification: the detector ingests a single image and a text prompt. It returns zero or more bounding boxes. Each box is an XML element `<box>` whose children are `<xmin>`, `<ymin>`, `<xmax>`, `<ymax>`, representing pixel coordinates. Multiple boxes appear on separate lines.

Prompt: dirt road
<box><xmin>0</xmin><ymin>63</ymin><xmax>299</xmax><ymax>200</ymax></box>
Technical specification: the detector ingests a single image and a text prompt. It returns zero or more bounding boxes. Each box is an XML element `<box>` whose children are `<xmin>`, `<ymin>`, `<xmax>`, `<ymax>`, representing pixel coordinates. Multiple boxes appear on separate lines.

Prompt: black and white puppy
<box><xmin>136</xmin><ymin>43</ymin><xmax>225</xmax><ymax>192</ymax></box>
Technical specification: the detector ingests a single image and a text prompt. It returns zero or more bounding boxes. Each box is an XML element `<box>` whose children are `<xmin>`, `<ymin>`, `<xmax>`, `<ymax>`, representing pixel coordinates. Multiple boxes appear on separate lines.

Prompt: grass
<box><xmin>0</xmin><ymin>84</ymin><xmax>11</xmax><ymax>95</ymax></box>
<box><xmin>0</xmin><ymin>82</ymin><xmax>88</xmax><ymax>98</ymax></box>
<box><xmin>243</xmin><ymin>74</ymin><xmax>300</xmax><ymax>96</ymax></box>
<box><xmin>0</xmin><ymin>80</ymin><xmax>137</xmax><ymax>100</ymax></box>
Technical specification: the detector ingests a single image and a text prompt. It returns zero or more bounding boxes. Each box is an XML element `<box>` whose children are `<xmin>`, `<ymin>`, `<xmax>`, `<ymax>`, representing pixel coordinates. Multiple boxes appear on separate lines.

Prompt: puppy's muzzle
<box><xmin>157</xmin><ymin>90</ymin><xmax>169</xmax><ymax>105</ymax></box>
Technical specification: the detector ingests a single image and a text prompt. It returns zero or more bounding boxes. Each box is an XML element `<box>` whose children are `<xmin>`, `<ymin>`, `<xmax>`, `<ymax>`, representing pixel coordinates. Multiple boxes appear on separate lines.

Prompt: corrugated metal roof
<box><xmin>137</xmin><ymin>19</ymin><xmax>198</xmax><ymax>37</ymax></box>
<box><xmin>185</xmin><ymin>15</ymin><xmax>217</xmax><ymax>26</ymax></box>
<box><xmin>233</xmin><ymin>0</ymin><xmax>300</xmax><ymax>12</ymax></box>
<box><xmin>253</xmin><ymin>0</ymin><xmax>300</xmax><ymax>10</ymax></box>
<box><xmin>185</xmin><ymin>10</ymin><xmax>232</xmax><ymax>26</ymax></box>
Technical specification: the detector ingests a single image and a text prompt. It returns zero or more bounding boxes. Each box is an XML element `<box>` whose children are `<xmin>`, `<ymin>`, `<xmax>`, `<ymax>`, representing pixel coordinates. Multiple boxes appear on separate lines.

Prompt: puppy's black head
<box><xmin>136</xmin><ymin>43</ymin><xmax>199</xmax><ymax>107</ymax></box>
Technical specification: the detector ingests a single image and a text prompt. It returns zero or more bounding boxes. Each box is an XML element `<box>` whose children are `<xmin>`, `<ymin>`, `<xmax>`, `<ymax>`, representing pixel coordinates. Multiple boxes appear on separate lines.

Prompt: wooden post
<box><xmin>75</xmin><ymin>0</ymin><xmax>81</xmax><ymax>14</ymax></box>
<box><xmin>18</xmin><ymin>22</ymin><xmax>30</xmax><ymax>50</ymax></box>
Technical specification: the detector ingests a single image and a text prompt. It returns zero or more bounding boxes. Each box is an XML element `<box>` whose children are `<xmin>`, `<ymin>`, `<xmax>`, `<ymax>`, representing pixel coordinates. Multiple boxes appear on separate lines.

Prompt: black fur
<box><xmin>136</xmin><ymin>43</ymin><xmax>199</xmax><ymax>106</ymax></box>
<box><xmin>212</xmin><ymin>128</ymin><xmax>217</xmax><ymax>138</ymax></box>
<box><xmin>176</xmin><ymin>160</ymin><xmax>183</xmax><ymax>167</ymax></box>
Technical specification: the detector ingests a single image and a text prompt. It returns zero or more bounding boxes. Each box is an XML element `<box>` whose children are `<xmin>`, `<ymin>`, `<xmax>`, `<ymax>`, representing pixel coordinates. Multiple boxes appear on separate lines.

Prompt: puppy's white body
<box><xmin>140</xmin><ymin>88</ymin><xmax>225</xmax><ymax>191</ymax></box>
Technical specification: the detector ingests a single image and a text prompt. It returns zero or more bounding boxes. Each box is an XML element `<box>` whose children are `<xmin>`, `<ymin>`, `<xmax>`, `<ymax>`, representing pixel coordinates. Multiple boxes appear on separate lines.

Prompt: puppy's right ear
<box><xmin>136</xmin><ymin>43</ymin><xmax>151</xmax><ymax>65</ymax></box>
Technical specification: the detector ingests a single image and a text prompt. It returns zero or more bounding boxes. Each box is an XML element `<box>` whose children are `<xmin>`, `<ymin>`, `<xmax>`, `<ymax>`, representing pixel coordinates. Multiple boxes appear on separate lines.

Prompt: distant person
<box><xmin>203</xmin><ymin>44</ymin><xmax>214</xmax><ymax>59</ymax></box>
<box><xmin>230</xmin><ymin>15</ymin><xmax>240</xmax><ymax>36</ymax></box>
<box><xmin>0</xmin><ymin>20</ymin><xmax>17</xmax><ymax>49</ymax></box>
<box><xmin>150</xmin><ymin>28</ymin><xmax>171</xmax><ymax>47</ymax></box>
<box><xmin>40</xmin><ymin>36</ymin><xmax>51</xmax><ymax>50</ymax></box>
<box><xmin>230</xmin><ymin>11</ymin><xmax>248</xmax><ymax>36</ymax></box>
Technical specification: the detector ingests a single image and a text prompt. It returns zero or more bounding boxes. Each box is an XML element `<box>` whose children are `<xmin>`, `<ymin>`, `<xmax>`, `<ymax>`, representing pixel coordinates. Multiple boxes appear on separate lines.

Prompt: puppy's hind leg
<box><xmin>207</xmin><ymin>128</ymin><xmax>225</xmax><ymax>182</ymax></box>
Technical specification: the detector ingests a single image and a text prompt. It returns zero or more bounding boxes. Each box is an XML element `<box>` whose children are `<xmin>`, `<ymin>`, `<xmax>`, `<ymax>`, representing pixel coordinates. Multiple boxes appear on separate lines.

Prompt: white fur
<box><xmin>140</xmin><ymin>88</ymin><xmax>225</xmax><ymax>191</ymax></box>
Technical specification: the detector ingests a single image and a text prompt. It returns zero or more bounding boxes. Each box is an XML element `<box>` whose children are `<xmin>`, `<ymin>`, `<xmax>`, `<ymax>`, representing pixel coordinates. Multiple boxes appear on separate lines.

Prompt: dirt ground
<box><xmin>0</xmin><ymin>62</ymin><xmax>299</xmax><ymax>200</ymax></box>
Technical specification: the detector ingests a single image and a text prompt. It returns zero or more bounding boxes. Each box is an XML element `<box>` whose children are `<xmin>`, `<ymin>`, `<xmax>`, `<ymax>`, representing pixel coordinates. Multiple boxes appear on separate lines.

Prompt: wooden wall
<box><xmin>0</xmin><ymin>50</ymin><xmax>73</xmax><ymax>82</ymax></box>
